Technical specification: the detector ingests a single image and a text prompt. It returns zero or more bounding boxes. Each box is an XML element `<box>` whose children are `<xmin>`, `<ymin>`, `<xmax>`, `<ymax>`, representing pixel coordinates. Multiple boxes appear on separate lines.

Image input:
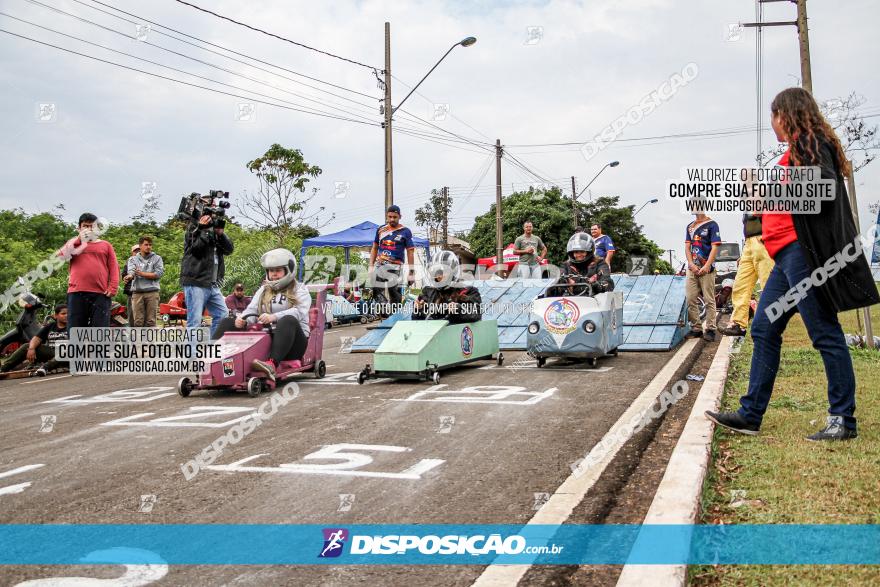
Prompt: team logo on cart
<box><xmin>222</xmin><ymin>358</ymin><xmax>235</xmax><ymax>377</ymax></box>
<box><xmin>460</xmin><ymin>326</ymin><xmax>474</xmax><ymax>357</ymax></box>
<box><xmin>544</xmin><ymin>299</ymin><xmax>580</xmax><ymax>335</ymax></box>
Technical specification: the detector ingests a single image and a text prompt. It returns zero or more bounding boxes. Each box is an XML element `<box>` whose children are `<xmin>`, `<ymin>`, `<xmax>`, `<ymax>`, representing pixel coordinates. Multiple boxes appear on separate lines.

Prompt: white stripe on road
<box><xmin>19</xmin><ymin>375</ymin><xmax>72</xmax><ymax>385</ymax></box>
<box><xmin>0</xmin><ymin>464</ymin><xmax>45</xmax><ymax>479</ymax></box>
<box><xmin>0</xmin><ymin>482</ymin><xmax>32</xmax><ymax>496</ymax></box>
<box><xmin>471</xmin><ymin>339</ymin><xmax>699</xmax><ymax>587</ymax></box>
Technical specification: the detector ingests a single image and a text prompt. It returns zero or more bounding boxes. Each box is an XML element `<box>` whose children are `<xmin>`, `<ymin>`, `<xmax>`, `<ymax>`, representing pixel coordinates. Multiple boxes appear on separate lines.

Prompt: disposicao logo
<box><xmin>319</xmin><ymin>528</ymin><xmax>348</xmax><ymax>558</ymax></box>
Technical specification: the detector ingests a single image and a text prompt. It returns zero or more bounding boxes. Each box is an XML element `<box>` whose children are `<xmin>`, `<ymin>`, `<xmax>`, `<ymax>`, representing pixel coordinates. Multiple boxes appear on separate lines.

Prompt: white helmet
<box><xmin>566</xmin><ymin>233</ymin><xmax>595</xmax><ymax>259</ymax></box>
<box><xmin>426</xmin><ymin>250</ymin><xmax>461</xmax><ymax>289</ymax></box>
<box><xmin>260</xmin><ymin>248</ymin><xmax>297</xmax><ymax>291</ymax></box>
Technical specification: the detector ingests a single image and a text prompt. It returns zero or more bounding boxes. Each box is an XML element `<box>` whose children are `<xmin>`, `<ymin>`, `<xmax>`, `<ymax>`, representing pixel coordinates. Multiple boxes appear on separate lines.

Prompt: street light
<box><xmin>384</xmin><ymin>32</ymin><xmax>477</xmax><ymax>207</ymax></box>
<box><xmin>572</xmin><ymin>160</ymin><xmax>619</xmax><ymax>228</ymax></box>
<box><xmin>633</xmin><ymin>198</ymin><xmax>659</xmax><ymax>217</ymax></box>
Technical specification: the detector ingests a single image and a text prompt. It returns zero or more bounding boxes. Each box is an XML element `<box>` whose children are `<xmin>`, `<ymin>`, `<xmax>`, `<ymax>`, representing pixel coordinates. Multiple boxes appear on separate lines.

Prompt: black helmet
<box><xmin>566</xmin><ymin>233</ymin><xmax>595</xmax><ymax>262</ymax></box>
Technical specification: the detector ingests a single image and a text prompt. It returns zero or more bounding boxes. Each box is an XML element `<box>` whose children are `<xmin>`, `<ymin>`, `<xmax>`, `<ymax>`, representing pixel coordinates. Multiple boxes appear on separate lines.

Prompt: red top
<box><xmin>58</xmin><ymin>238</ymin><xmax>120</xmax><ymax>294</ymax></box>
<box><xmin>761</xmin><ymin>149</ymin><xmax>798</xmax><ymax>258</ymax></box>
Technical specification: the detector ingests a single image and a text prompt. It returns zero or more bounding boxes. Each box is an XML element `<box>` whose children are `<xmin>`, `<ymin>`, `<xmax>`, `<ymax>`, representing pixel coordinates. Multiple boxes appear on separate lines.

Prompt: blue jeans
<box><xmin>738</xmin><ymin>242</ymin><xmax>857</xmax><ymax>430</ymax></box>
<box><xmin>184</xmin><ymin>285</ymin><xmax>229</xmax><ymax>338</ymax></box>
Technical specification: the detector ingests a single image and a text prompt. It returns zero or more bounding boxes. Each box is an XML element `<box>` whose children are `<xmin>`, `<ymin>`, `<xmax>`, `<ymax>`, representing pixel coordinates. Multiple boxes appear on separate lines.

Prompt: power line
<box><xmin>0</xmin><ymin>27</ymin><xmax>381</xmax><ymax>126</ymax></box>
<box><xmin>3</xmin><ymin>9</ymin><xmax>382</xmax><ymax>125</ymax></box>
<box><xmin>172</xmin><ymin>0</ymin><xmax>381</xmax><ymax>71</ymax></box>
<box><xmin>76</xmin><ymin>0</ymin><xmax>378</xmax><ymax>102</ymax></box>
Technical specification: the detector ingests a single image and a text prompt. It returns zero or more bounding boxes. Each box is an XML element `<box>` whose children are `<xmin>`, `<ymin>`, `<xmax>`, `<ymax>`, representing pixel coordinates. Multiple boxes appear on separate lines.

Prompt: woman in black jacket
<box><xmin>707</xmin><ymin>87</ymin><xmax>879</xmax><ymax>441</ymax></box>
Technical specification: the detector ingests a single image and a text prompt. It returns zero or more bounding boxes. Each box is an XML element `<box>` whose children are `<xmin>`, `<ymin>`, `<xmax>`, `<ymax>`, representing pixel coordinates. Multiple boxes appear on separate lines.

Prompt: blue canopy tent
<box><xmin>297</xmin><ymin>221</ymin><xmax>430</xmax><ymax>279</ymax></box>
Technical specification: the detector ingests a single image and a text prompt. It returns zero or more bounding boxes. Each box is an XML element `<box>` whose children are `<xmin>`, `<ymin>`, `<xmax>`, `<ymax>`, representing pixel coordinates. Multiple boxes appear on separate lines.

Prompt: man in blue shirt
<box><xmin>369</xmin><ymin>205</ymin><xmax>415</xmax><ymax>315</ymax></box>
<box><xmin>685</xmin><ymin>213</ymin><xmax>721</xmax><ymax>341</ymax></box>
<box><xmin>590</xmin><ymin>224</ymin><xmax>616</xmax><ymax>268</ymax></box>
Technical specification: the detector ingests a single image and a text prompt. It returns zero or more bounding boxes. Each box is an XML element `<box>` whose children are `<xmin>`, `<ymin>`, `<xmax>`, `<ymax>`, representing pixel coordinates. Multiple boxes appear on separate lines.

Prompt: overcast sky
<box><xmin>1</xmin><ymin>0</ymin><xmax>878</xmax><ymax>267</ymax></box>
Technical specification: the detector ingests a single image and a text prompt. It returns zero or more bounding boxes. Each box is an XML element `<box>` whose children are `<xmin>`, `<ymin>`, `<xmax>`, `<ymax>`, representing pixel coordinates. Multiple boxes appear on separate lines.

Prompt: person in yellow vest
<box><xmin>719</xmin><ymin>214</ymin><xmax>774</xmax><ymax>337</ymax></box>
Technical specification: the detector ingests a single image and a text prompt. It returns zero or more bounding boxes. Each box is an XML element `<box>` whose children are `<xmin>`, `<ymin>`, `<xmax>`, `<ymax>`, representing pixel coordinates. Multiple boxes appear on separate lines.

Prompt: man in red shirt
<box><xmin>56</xmin><ymin>212</ymin><xmax>119</xmax><ymax>329</ymax></box>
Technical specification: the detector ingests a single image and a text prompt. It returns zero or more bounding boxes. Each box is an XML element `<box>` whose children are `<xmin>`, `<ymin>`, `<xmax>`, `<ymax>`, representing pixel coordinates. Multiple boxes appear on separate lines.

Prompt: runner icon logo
<box><xmin>319</xmin><ymin>528</ymin><xmax>349</xmax><ymax>558</ymax></box>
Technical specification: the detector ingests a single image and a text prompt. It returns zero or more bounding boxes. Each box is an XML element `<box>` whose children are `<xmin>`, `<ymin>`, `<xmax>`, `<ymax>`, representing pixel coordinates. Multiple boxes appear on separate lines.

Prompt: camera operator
<box><xmin>180</xmin><ymin>201</ymin><xmax>234</xmax><ymax>337</ymax></box>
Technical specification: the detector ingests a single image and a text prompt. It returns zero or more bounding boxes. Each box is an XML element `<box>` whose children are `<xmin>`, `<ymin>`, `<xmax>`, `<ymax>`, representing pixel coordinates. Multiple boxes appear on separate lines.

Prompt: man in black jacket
<box><xmin>412</xmin><ymin>251</ymin><xmax>482</xmax><ymax>323</ymax></box>
<box><xmin>180</xmin><ymin>213</ymin><xmax>234</xmax><ymax>336</ymax></box>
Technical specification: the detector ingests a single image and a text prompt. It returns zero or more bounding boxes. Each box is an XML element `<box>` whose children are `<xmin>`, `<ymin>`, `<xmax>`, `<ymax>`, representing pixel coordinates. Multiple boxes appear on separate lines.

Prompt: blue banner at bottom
<box><xmin>0</xmin><ymin>524</ymin><xmax>878</xmax><ymax>565</ymax></box>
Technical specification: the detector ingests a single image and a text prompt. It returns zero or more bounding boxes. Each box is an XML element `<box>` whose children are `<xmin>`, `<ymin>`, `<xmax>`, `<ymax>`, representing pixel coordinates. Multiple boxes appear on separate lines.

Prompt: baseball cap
<box><xmin>131</xmin><ymin>245</ymin><xmax>140</xmax><ymax>253</ymax></box>
<box><xmin>386</xmin><ymin>205</ymin><xmax>401</xmax><ymax>215</ymax></box>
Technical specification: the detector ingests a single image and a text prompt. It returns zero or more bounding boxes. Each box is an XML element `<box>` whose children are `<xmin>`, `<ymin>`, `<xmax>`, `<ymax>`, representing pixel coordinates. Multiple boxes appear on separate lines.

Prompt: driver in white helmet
<box><xmin>212</xmin><ymin>248</ymin><xmax>311</xmax><ymax>382</ymax></box>
<box><xmin>558</xmin><ymin>233</ymin><xmax>614</xmax><ymax>295</ymax></box>
<box><xmin>412</xmin><ymin>250</ymin><xmax>482</xmax><ymax>323</ymax></box>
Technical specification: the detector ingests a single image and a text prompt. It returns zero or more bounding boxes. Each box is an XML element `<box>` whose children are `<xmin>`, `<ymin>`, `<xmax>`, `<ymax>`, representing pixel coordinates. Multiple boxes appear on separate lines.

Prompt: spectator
<box><xmin>0</xmin><ymin>303</ymin><xmax>68</xmax><ymax>375</ymax></box>
<box><xmin>225</xmin><ymin>282</ymin><xmax>252</xmax><ymax>315</ymax></box>
<box><xmin>127</xmin><ymin>236</ymin><xmax>164</xmax><ymax>327</ymax></box>
<box><xmin>121</xmin><ymin>244</ymin><xmax>139</xmax><ymax>321</ymax></box>
<box><xmin>590</xmin><ymin>224</ymin><xmax>616</xmax><ymax>268</ymax></box>
<box><xmin>706</xmin><ymin>87</ymin><xmax>880</xmax><ymax>441</ymax></box>
<box><xmin>56</xmin><ymin>212</ymin><xmax>119</xmax><ymax>329</ymax></box>
<box><xmin>180</xmin><ymin>209</ymin><xmax>234</xmax><ymax>337</ymax></box>
<box><xmin>719</xmin><ymin>215</ymin><xmax>775</xmax><ymax>337</ymax></box>
<box><xmin>684</xmin><ymin>212</ymin><xmax>721</xmax><ymax>342</ymax></box>
<box><xmin>369</xmin><ymin>205</ymin><xmax>415</xmax><ymax>315</ymax></box>
<box><xmin>513</xmin><ymin>221</ymin><xmax>547</xmax><ymax>279</ymax></box>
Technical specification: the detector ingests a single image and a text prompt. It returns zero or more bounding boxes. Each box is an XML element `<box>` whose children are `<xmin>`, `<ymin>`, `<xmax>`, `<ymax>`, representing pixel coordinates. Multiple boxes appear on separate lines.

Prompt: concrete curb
<box><xmin>615</xmin><ymin>335</ymin><xmax>735</xmax><ymax>587</ymax></box>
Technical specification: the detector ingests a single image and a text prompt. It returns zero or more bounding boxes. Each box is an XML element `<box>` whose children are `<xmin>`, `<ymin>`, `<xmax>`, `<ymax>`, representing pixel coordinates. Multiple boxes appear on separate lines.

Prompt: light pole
<box><xmin>633</xmin><ymin>198</ymin><xmax>659</xmax><ymax>217</ymax></box>
<box><xmin>572</xmin><ymin>160</ymin><xmax>619</xmax><ymax>229</ymax></box>
<box><xmin>383</xmin><ymin>29</ymin><xmax>477</xmax><ymax>208</ymax></box>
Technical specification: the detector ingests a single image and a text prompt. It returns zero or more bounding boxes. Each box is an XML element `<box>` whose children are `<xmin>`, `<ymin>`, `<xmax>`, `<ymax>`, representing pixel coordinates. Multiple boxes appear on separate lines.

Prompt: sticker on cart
<box><xmin>222</xmin><ymin>358</ymin><xmax>235</xmax><ymax>377</ymax></box>
<box><xmin>205</xmin><ymin>444</ymin><xmax>444</xmax><ymax>480</ymax></box>
<box><xmin>544</xmin><ymin>298</ymin><xmax>579</xmax><ymax>336</ymax></box>
<box><xmin>460</xmin><ymin>326</ymin><xmax>474</xmax><ymax>357</ymax></box>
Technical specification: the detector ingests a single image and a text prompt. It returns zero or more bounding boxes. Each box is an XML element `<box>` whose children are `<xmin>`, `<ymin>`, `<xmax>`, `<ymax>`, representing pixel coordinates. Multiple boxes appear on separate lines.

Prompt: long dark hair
<box><xmin>770</xmin><ymin>87</ymin><xmax>851</xmax><ymax>176</ymax></box>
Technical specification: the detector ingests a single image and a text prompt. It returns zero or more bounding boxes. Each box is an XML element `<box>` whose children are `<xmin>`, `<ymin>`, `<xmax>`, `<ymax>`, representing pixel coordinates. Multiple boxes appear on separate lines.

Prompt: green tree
<box><xmin>465</xmin><ymin>188</ymin><xmax>667</xmax><ymax>273</ymax></box>
<box><xmin>239</xmin><ymin>143</ymin><xmax>329</xmax><ymax>244</ymax></box>
<box><xmin>414</xmin><ymin>188</ymin><xmax>451</xmax><ymax>247</ymax></box>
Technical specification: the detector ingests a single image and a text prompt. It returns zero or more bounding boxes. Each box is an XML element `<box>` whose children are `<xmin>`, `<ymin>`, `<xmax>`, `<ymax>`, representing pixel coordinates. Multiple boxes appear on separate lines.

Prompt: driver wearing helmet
<box><xmin>559</xmin><ymin>233</ymin><xmax>614</xmax><ymax>295</ymax></box>
<box><xmin>212</xmin><ymin>248</ymin><xmax>311</xmax><ymax>382</ymax></box>
<box><xmin>412</xmin><ymin>250</ymin><xmax>482</xmax><ymax>323</ymax></box>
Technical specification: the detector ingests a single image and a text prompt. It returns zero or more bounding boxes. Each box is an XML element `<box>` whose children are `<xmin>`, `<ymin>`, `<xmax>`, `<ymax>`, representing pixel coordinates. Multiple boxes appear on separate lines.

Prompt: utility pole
<box><xmin>441</xmin><ymin>186</ymin><xmax>449</xmax><ymax>249</ymax></box>
<box><xmin>743</xmin><ymin>1</ymin><xmax>812</xmax><ymax>95</ymax></box>
<box><xmin>495</xmin><ymin>139</ymin><xmax>504</xmax><ymax>269</ymax></box>
<box><xmin>846</xmin><ymin>167</ymin><xmax>875</xmax><ymax>348</ymax></box>
<box><xmin>666</xmin><ymin>249</ymin><xmax>675</xmax><ymax>268</ymax></box>
<box><xmin>795</xmin><ymin>0</ymin><xmax>812</xmax><ymax>94</ymax></box>
<box><xmin>383</xmin><ymin>22</ymin><xmax>393</xmax><ymax>208</ymax></box>
<box><xmin>571</xmin><ymin>176</ymin><xmax>578</xmax><ymax>229</ymax></box>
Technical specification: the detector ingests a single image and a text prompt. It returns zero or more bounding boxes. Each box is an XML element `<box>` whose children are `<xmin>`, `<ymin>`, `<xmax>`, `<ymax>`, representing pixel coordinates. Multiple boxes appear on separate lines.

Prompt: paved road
<box><xmin>0</xmin><ymin>322</ymin><xmax>695</xmax><ymax>586</ymax></box>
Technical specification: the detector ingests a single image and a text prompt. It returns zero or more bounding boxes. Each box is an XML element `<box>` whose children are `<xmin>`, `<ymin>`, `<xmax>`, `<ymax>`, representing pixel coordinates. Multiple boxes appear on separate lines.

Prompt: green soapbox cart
<box><xmin>357</xmin><ymin>319</ymin><xmax>503</xmax><ymax>384</ymax></box>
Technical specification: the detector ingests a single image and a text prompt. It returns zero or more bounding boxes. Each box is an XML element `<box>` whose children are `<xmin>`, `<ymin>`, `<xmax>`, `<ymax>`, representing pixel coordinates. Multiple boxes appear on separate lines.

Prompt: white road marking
<box><xmin>14</xmin><ymin>547</ymin><xmax>168</xmax><ymax>586</ymax></box>
<box><xmin>471</xmin><ymin>339</ymin><xmax>699</xmax><ymax>586</ymax></box>
<box><xmin>393</xmin><ymin>385</ymin><xmax>557</xmax><ymax>405</ymax></box>
<box><xmin>206</xmin><ymin>444</ymin><xmax>445</xmax><ymax>480</ymax></box>
<box><xmin>479</xmin><ymin>363</ymin><xmax>613</xmax><ymax>372</ymax></box>
<box><xmin>101</xmin><ymin>406</ymin><xmax>256</xmax><ymax>428</ymax></box>
<box><xmin>44</xmin><ymin>387</ymin><xmax>175</xmax><ymax>405</ymax></box>
<box><xmin>0</xmin><ymin>463</ymin><xmax>45</xmax><ymax>496</ymax></box>
<box><xmin>19</xmin><ymin>374</ymin><xmax>72</xmax><ymax>385</ymax></box>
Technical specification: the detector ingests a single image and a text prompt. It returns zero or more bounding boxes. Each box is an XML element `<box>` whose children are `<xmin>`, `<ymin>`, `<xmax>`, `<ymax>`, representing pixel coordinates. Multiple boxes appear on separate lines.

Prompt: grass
<box><xmin>692</xmin><ymin>303</ymin><xmax>880</xmax><ymax>586</ymax></box>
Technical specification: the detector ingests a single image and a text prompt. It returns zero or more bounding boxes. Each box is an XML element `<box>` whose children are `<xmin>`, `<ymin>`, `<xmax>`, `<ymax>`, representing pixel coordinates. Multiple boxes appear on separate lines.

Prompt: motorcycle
<box><xmin>0</xmin><ymin>291</ymin><xmax>45</xmax><ymax>357</ymax></box>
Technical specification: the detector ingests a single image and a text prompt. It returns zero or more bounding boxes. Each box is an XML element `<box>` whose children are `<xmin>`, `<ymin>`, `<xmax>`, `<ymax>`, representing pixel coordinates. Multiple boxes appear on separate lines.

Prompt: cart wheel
<box><xmin>315</xmin><ymin>360</ymin><xmax>326</xmax><ymax>379</ymax></box>
<box><xmin>432</xmin><ymin>371</ymin><xmax>441</xmax><ymax>385</ymax></box>
<box><xmin>360</xmin><ymin>315</ymin><xmax>368</xmax><ymax>324</ymax></box>
<box><xmin>357</xmin><ymin>370</ymin><xmax>367</xmax><ymax>385</ymax></box>
<box><xmin>177</xmin><ymin>376</ymin><xmax>192</xmax><ymax>397</ymax></box>
<box><xmin>247</xmin><ymin>377</ymin><xmax>264</xmax><ymax>397</ymax></box>
<box><xmin>537</xmin><ymin>357</ymin><xmax>546</xmax><ymax>368</ymax></box>
<box><xmin>587</xmin><ymin>357</ymin><xmax>599</xmax><ymax>368</ymax></box>
<box><xmin>161</xmin><ymin>314</ymin><xmax>170</xmax><ymax>324</ymax></box>
<box><xmin>496</xmin><ymin>353</ymin><xmax>504</xmax><ymax>366</ymax></box>
<box><xmin>325</xmin><ymin>322</ymin><xmax>332</xmax><ymax>330</ymax></box>
<box><xmin>609</xmin><ymin>347</ymin><xmax>619</xmax><ymax>356</ymax></box>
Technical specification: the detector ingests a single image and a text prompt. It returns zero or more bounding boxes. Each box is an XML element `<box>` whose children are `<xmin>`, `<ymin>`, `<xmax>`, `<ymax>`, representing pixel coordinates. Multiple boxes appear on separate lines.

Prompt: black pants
<box><xmin>214</xmin><ymin>315</ymin><xmax>308</xmax><ymax>364</ymax></box>
<box><xmin>67</xmin><ymin>292</ymin><xmax>111</xmax><ymax>329</ymax></box>
<box><xmin>372</xmin><ymin>263</ymin><xmax>403</xmax><ymax>315</ymax></box>
<box><xmin>0</xmin><ymin>345</ymin><xmax>66</xmax><ymax>372</ymax></box>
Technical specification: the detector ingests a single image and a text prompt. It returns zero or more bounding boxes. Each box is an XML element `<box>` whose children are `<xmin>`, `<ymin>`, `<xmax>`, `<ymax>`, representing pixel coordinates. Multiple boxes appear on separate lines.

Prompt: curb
<box><xmin>615</xmin><ymin>335</ymin><xmax>735</xmax><ymax>587</ymax></box>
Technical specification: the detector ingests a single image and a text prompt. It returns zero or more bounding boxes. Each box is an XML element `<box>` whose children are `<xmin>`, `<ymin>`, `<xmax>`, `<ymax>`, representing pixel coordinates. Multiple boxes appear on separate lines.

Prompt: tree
<box><xmin>414</xmin><ymin>188</ymin><xmax>451</xmax><ymax>248</ymax></box>
<box><xmin>238</xmin><ymin>143</ymin><xmax>331</xmax><ymax>244</ymax></box>
<box><xmin>758</xmin><ymin>92</ymin><xmax>879</xmax><ymax>171</ymax></box>
<box><xmin>464</xmin><ymin>188</ymin><xmax>667</xmax><ymax>273</ymax></box>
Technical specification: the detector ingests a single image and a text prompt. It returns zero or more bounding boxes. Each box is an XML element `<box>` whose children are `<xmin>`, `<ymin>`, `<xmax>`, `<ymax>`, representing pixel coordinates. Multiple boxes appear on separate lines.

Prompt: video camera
<box><xmin>176</xmin><ymin>190</ymin><xmax>231</xmax><ymax>228</ymax></box>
